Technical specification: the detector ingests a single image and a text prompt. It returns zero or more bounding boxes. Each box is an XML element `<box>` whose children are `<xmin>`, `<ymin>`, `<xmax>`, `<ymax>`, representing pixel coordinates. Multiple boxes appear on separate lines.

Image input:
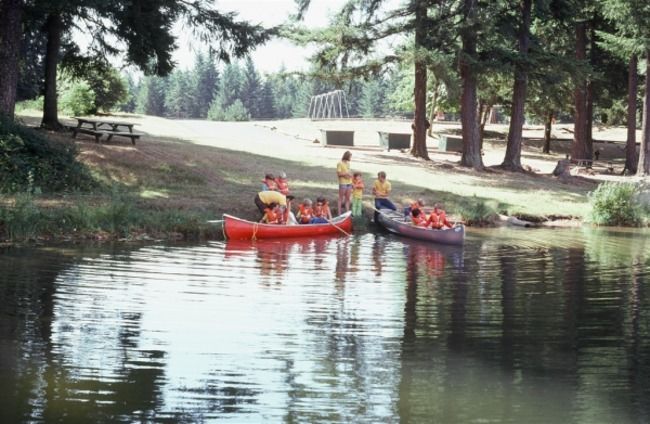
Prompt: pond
<box><xmin>1</xmin><ymin>227</ymin><xmax>649</xmax><ymax>423</ymax></box>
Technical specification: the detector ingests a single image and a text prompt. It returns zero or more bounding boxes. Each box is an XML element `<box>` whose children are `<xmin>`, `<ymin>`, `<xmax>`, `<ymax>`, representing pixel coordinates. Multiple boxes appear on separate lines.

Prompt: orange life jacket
<box><xmin>298</xmin><ymin>204</ymin><xmax>313</xmax><ymax>223</ymax></box>
<box><xmin>263</xmin><ymin>207</ymin><xmax>281</xmax><ymax>224</ymax></box>
<box><xmin>275</xmin><ymin>178</ymin><xmax>289</xmax><ymax>195</ymax></box>
<box><xmin>411</xmin><ymin>214</ymin><xmax>428</xmax><ymax>227</ymax></box>
<box><xmin>262</xmin><ymin>179</ymin><xmax>277</xmax><ymax>191</ymax></box>
<box><xmin>428</xmin><ymin>209</ymin><xmax>449</xmax><ymax>229</ymax></box>
<box><xmin>313</xmin><ymin>203</ymin><xmax>331</xmax><ymax>219</ymax></box>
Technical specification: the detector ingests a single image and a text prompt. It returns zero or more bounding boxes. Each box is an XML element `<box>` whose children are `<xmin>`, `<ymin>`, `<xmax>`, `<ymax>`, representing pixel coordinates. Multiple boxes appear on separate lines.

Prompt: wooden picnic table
<box><xmin>71</xmin><ymin>117</ymin><xmax>140</xmax><ymax>145</ymax></box>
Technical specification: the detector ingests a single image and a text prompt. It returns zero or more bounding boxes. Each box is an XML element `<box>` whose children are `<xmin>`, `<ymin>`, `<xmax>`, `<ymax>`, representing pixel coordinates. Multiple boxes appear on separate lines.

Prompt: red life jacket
<box><xmin>298</xmin><ymin>204</ymin><xmax>313</xmax><ymax>223</ymax></box>
<box><xmin>275</xmin><ymin>178</ymin><xmax>290</xmax><ymax>195</ymax></box>
<box><xmin>263</xmin><ymin>208</ymin><xmax>281</xmax><ymax>224</ymax></box>
<box><xmin>428</xmin><ymin>209</ymin><xmax>449</xmax><ymax>229</ymax></box>
<box><xmin>411</xmin><ymin>214</ymin><xmax>428</xmax><ymax>227</ymax></box>
<box><xmin>262</xmin><ymin>179</ymin><xmax>277</xmax><ymax>191</ymax></box>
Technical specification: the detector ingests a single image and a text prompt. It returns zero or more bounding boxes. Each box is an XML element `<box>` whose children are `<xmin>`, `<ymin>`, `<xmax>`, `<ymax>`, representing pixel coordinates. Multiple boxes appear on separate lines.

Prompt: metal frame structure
<box><xmin>308</xmin><ymin>90</ymin><xmax>350</xmax><ymax>119</ymax></box>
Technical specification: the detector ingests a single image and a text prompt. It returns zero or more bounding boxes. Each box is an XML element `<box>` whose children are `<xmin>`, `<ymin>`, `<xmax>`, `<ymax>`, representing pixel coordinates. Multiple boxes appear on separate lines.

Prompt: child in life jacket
<box><xmin>404</xmin><ymin>198</ymin><xmax>425</xmax><ymax>220</ymax></box>
<box><xmin>297</xmin><ymin>198</ymin><xmax>314</xmax><ymax>224</ymax></box>
<box><xmin>260</xmin><ymin>202</ymin><xmax>282</xmax><ymax>224</ymax></box>
<box><xmin>411</xmin><ymin>208</ymin><xmax>429</xmax><ymax>227</ymax></box>
<box><xmin>311</xmin><ymin>197</ymin><xmax>333</xmax><ymax>223</ymax></box>
<box><xmin>427</xmin><ymin>203</ymin><xmax>453</xmax><ymax>229</ymax></box>
<box><xmin>261</xmin><ymin>173</ymin><xmax>277</xmax><ymax>191</ymax></box>
<box><xmin>351</xmin><ymin>172</ymin><xmax>364</xmax><ymax>217</ymax></box>
<box><xmin>275</xmin><ymin>171</ymin><xmax>290</xmax><ymax>195</ymax></box>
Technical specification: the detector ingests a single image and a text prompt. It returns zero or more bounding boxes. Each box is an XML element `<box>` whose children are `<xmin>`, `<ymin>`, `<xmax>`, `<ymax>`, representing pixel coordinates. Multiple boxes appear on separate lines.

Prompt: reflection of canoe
<box><xmin>376</xmin><ymin>209</ymin><xmax>465</xmax><ymax>246</ymax></box>
<box><xmin>223</xmin><ymin>212</ymin><xmax>353</xmax><ymax>240</ymax></box>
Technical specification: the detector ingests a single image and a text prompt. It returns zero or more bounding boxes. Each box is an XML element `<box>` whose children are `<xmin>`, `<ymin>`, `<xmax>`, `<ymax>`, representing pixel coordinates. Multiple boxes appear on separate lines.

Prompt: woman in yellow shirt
<box><xmin>336</xmin><ymin>151</ymin><xmax>353</xmax><ymax>215</ymax></box>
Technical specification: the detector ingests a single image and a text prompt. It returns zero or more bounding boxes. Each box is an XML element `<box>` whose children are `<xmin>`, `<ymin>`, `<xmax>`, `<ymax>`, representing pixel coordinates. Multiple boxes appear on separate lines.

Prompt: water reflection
<box><xmin>0</xmin><ymin>228</ymin><xmax>649</xmax><ymax>423</ymax></box>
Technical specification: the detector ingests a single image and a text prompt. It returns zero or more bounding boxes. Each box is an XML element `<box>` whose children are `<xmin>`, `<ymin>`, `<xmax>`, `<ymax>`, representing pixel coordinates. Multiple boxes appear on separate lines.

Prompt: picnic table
<box><xmin>71</xmin><ymin>117</ymin><xmax>141</xmax><ymax>145</ymax></box>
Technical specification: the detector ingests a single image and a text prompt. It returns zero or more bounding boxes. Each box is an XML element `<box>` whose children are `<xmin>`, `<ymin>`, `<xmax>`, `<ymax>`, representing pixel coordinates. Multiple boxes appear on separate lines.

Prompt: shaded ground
<box><xmin>15</xmin><ymin>112</ymin><xmax>640</xmax><ymax>225</ymax></box>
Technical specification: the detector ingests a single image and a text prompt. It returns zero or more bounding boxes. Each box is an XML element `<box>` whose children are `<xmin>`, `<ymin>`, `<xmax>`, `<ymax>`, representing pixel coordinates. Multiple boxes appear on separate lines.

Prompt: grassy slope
<box><xmin>10</xmin><ymin>112</ymin><xmax>616</xmax><ymax>237</ymax></box>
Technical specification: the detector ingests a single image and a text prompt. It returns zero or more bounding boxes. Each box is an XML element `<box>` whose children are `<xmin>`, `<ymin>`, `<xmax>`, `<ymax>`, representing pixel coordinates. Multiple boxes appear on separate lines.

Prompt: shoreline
<box><xmin>3</xmin><ymin>113</ymin><xmax>646</xmax><ymax>244</ymax></box>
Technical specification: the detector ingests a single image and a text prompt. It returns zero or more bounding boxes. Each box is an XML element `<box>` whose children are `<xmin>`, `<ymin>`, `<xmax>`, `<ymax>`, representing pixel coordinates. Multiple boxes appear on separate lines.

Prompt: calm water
<box><xmin>1</xmin><ymin>227</ymin><xmax>649</xmax><ymax>423</ymax></box>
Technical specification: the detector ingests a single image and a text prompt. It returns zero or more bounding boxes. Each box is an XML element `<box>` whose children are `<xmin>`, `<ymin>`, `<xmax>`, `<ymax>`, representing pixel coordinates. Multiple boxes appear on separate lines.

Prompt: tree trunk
<box><xmin>41</xmin><ymin>12</ymin><xmax>63</xmax><ymax>130</ymax></box>
<box><xmin>638</xmin><ymin>49</ymin><xmax>650</xmax><ymax>176</ymax></box>
<box><xmin>479</xmin><ymin>102</ymin><xmax>491</xmax><ymax>150</ymax></box>
<box><xmin>626</xmin><ymin>54</ymin><xmax>638</xmax><ymax>174</ymax></box>
<box><xmin>459</xmin><ymin>0</ymin><xmax>483</xmax><ymax>170</ymax></box>
<box><xmin>543</xmin><ymin>111</ymin><xmax>553</xmax><ymax>154</ymax></box>
<box><xmin>410</xmin><ymin>0</ymin><xmax>429</xmax><ymax>159</ymax></box>
<box><xmin>501</xmin><ymin>0</ymin><xmax>532</xmax><ymax>172</ymax></box>
<box><xmin>427</xmin><ymin>81</ymin><xmax>439</xmax><ymax>137</ymax></box>
<box><xmin>586</xmin><ymin>77</ymin><xmax>593</xmax><ymax>158</ymax></box>
<box><xmin>0</xmin><ymin>0</ymin><xmax>24</xmax><ymax>118</ymax></box>
<box><xmin>571</xmin><ymin>21</ymin><xmax>588</xmax><ymax>161</ymax></box>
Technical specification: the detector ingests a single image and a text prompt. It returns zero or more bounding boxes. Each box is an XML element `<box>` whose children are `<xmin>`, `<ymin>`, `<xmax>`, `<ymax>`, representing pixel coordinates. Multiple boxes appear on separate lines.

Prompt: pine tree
<box><xmin>166</xmin><ymin>70</ymin><xmax>193</xmax><ymax>118</ymax></box>
<box><xmin>241</xmin><ymin>57</ymin><xmax>263</xmax><ymax>119</ymax></box>
<box><xmin>259</xmin><ymin>79</ymin><xmax>276</xmax><ymax>119</ymax></box>
<box><xmin>190</xmin><ymin>53</ymin><xmax>219</xmax><ymax>119</ymax></box>
<box><xmin>136</xmin><ymin>76</ymin><xmax>166</xmax><ymax>117</ymax></box>
<box><xmin>359</xmin><ymin>79</ymin><xmax>386</xmax><ymax>118</ymax></box>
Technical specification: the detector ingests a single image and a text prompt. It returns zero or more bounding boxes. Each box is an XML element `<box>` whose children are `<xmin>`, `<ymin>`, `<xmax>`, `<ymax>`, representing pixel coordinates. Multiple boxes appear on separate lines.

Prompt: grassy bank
<box><xmin>5</xmin><ymin>113</ymin><xmax>630</xmax><ymax>243</ymax></box>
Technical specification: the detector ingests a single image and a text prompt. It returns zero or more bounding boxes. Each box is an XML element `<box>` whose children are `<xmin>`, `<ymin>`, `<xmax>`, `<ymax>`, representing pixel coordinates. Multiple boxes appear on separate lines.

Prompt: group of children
<box><xmin>258</xmin><ymin>170</ymin><xmax>368</xmax><ymax>225</ymax></box>
<box><xmin>257</xmin><ymin>169</ymin><xmax>452</xmax><ymax>230</ymax></box>
<box><xmin>405</xmin><ymin>200</ymin><xmax>453</xmax><ymax>229</ymax></box>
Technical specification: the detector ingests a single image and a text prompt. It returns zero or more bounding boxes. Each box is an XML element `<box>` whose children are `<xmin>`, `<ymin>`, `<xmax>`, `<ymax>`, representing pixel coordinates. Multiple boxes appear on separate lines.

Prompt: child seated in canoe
<box><xmin>404</xmin><ymin>198</ymin><xmax>425</xmax><ymax>220</ymax></box>
<box><xmin>351</xmin><ymin>172</ymin><xmax>364</xmax><ymax>217</ymax></box>
<box><xmin>262</xmin><ymin>173</ymin><xmax>278</xmax><ymax>191</ymax></box>
<box><xmin>411</xmin><ymin>208</ymin><xmax>429</xmax><ymax>227</ymax></box>
<box><xmin>427</xmin><ymin>203</ymin><xmax>453</xmax><ymax>229</ymax></box>
<box><xmin>297</xmin><ymin>198</ymin><xmax>314</xmax><ymax>224</ymax></box>
<box><xmin>260</xmin><ymin>202</ymin><xmax>282</xmax><ymax>224</ymax></box>
<box><xmin>310</xmin><ymin>197</ymin><xmax>333</xmax><ymax>223</ymax></box>
<box><xmin>275</xmin><ymin>171</ymin><xmax>290</xmax><ymax>195</ymax></box>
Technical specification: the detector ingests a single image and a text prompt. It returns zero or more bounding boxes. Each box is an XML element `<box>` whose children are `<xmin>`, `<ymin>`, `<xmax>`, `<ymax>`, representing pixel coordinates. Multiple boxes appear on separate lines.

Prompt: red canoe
<box><xmin>222</xmin><ymin>211</ymin><xmax>353</xmax><ymax>240</ymax></box>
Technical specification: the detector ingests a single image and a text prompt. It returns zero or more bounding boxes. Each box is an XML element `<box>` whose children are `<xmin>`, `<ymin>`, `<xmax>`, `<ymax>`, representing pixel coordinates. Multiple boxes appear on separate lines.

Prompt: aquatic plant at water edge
<box><xmin>588</xmin><ymin>182</ymin><xmax>643</xmax><ymax>226</ymax></box>
<box><xmin>0</xmin><ymin>193</ymin><xmax>42</xmax><ymax>241</ymax></box>
<box><xmin>457</xmin><ymin>197</ymin><xmax>497</xmax><ymax>225</ymax></box>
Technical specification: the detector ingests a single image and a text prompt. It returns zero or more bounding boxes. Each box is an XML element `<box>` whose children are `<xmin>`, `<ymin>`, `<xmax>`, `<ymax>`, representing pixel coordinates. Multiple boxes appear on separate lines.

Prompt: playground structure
<box><xmin>308</xmin><ymin>90</ymin><xmax>350</xmax><ymax>119</ymax></box>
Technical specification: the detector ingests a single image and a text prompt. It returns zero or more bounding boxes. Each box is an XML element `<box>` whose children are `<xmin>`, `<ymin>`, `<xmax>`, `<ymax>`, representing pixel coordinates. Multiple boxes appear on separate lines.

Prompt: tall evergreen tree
<box><xmin>136</xmin><ymin>76</ymin><xmax>166</xmax><ymax>117</ymax></box>
<box><xmin>290</xmin><ymin>0</ymin><xmax>459</xmax><ymax>160</ymax></box>
<box><xmin>166</xmin><ymin>70</ymin><xmax>193</xmax><ymax>118</ymax></box>
<box><xmin>459</xmin><ymin>0</ymin><xmax>484</xmax><ymax>170</ymax></box>
<box><xmin>16</xmin><ymin>0</ymin><xmax>270</xmax><ymax>128</ymax></box>
<box><xmin>0</xmin><ymin>0</ymin><xmax>24</xmax><ymax>117</ymax></box>
<box><xmin>259</xmin><ymin>79</ymin><xmax>276</xmax><ymax>119</ymax></box>
<box><xmin>241</xmin><ymin>57</ymin><xmax>263</xmax><ymax>119</ymax></box>
<box><xmin>501</xmin><ymin>0</ymin><xmax>533</xmax><ymax>172</ymax></box>
<box><xmin>598</xmin><ymin>0</ymin><xmax>650</xmax><ymax>174</ymax></box>
<box><xmin>190</xmin><ymin>53</ymin><xmax>219</xmax><ymax>119</ymax></box>
<box><xmin>359</xmin><ymin>79</ymin><xmax>387</xmax><ymax>118</ymax></box>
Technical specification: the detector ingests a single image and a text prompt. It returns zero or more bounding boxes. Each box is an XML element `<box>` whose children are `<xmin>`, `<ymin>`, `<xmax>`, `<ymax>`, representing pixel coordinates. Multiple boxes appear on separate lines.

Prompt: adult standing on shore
<box><xmin>336</xmin><ymin>150</ymin><xmax>353</xmax><ymax>215</ymax></box>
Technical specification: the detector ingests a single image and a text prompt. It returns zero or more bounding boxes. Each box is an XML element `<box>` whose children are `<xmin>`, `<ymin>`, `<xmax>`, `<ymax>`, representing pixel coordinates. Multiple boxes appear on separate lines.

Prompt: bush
<box><xmin>207</xmin><ymin>100</ymin><xmax>250</xmax><ymax>121</ymax></box>
<box><xmin>15</xmin><ymin>97</ymin><xmax>44</xmax><ymax>112</ymax></box>
<box><xmin>589</xmin><ymin>182</ymin><xmax>643</xmax><ymax>226</ymax></box>
<box><xmin>59</xmin><ymin>80</ymin><xmax>96</xmax><ymax>116</ymax></box>
<box><xmin>458</xmin><ymin>196</ymin><xmax>497</xmax><ymax>226</ymax></box>
<box><xmin>0</xmin><ymin>116</ymin><xmax>97</xmax><ymax>193</ymax></box>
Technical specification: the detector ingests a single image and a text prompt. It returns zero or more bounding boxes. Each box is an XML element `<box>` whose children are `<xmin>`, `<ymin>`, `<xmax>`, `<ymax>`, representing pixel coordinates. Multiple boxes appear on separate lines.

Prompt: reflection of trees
<box><xmin>395</xmin><ymin>235</ymin><xmax>650</xmax><ymax>423</ymax></box>
<box><xmin>0</xmin><ymin>246</ymin><xmax>175</xmax><ymax>423</ymax></box>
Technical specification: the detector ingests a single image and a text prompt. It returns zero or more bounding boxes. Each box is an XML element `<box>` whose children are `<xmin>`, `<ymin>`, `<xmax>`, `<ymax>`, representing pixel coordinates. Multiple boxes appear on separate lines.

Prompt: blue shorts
<box><xmin>339</xmin><ymin>184</ymin><xmax>352</xmax><ymax>189</ymax></box>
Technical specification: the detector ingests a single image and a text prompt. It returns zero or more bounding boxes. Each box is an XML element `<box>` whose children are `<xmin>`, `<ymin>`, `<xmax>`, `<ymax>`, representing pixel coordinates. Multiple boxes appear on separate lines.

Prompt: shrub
<box><xmin>0</xmin><ymin>116</ymin><xmax>97</xmax><ymax>193</ymax></box>
<box><xmin>0</xmin><ymin>193</ymin><xmax>42</xmax><ymax>241</ymax></box>
<box><xmin>59</xmin><ymin>80</ymin><xmax>96</xmax><ymax>116</ymax></box>
<box><xmin>589</xmin><ymin>182</ymin><xmax>642</xmax><ymax>226</ymax></box>
<box><xmin>458</xmin><ymin>196</ymin><xmax>497</xmax><ymax>226</ymax></box>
